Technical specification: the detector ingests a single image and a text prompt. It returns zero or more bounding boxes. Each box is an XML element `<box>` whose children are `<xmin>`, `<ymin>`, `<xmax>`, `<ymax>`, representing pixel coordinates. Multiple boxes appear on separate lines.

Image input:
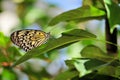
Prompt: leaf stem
<box><xmin>105</xmin><ymin>18</ymin><xmax>117</xmax><ymax>54</ymax></box>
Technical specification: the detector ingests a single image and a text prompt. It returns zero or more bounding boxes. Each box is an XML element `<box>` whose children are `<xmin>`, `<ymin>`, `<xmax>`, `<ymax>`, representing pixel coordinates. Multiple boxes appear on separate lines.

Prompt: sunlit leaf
<box><xmin>81</xmin><ymin>45</ymin><xmax>114</xmax><ymax>61</ymax></box>
<box><xmin>48</xmin><ymin>6</ymin><xmax>105</xmax><ymax>26</ymax></box>
<box><xmin>104</xmin><ymin>0</ymin><xmax>120</xmax><ymax>32</ymax></box>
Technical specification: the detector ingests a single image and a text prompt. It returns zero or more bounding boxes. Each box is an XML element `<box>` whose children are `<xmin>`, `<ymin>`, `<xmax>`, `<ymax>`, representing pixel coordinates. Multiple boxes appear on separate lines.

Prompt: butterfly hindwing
<box><xmin>10</xmin><ymin>30</ymin><xmax>50</xmax><ymax>51</ymax></box>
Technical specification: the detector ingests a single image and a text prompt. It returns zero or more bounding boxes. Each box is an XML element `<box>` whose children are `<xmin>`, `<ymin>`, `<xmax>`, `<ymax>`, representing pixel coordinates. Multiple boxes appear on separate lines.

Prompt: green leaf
<box><xmin>83</xmin><ymin>0</ymin><xmax>105</xmax><ymax>9</ymax></box>
<box><xmin>62</xmin><ymin>29</ymin><xmax>96</xmax><ymax>37</ymax></box>
<box><xmin>109</xmin><ymin>60</ymin><xmax>120</xmax><ymax>67</ymax></box>
<box><xmin>97</xmin><ymin>60</ymin><xmax>120</xmax><ymax>79</ymax></box>
<box><xmin>1</xmin><ymin>68</ymin><xmax>17</xmax><ymax>80</ymax></box>
<box><xmin>98</xmin><ymin>65</ymin><xmax>116</xmax><ymax>77</ymax></box>
<box><xmin>12</xmin><ymin>29</ymin><xmax>96</xmax><ymax>67</ymax></box>
<box><xmin>65</xmin><ymin>58</ymin><xmax>83</xmax><ymax>70</ymax></box>
<box><xmin>81</xmin><ymin>45</ymin><xmax>114</xmax><ymax>61</ymax></box>
<box><xmin>0</xmin><ymin>32</ymin><xmax>10</xmax><ymax>47</ymax></box>
<box><xmin>6</xmin><ymin>46</ymin><xmax>21</xmax><ymax>61</ymax></box>
<box><xmin>84</xmin><ymin>59</ymin><xmax>107</xmax><ymax>70</ymax></box>
<box><xmin>48</xmin><ymin>6</ymin><xmax>105</xmax><ymax>26</ymax></box>
<box><xmin>104</xmin><ymin>0</ymin><xmax>120</xmax><ymax>32</ymax></box>
<box><xmin>54</xmin><ymin>69</ymin><xmax>79</xmax><ymax>80</ymax></box>
<box><xmin>79</xmin><ymin>71</ymin><xmax>119</xmax><ymax>80</ymax></box>
<box><xmin>0</xmin><ymin>49</ymin><xmax>8</xmax><ymax>63</ymax></box>
<box><xmin>115</xmin><ymin>66</ymin><xmax>120</xmax><ymax>79</ymax></box>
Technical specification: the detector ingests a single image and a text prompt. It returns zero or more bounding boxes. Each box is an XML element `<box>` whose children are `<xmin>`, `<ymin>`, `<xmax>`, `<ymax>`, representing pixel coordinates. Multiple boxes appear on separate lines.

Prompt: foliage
<box><xmin>0</xmin><ymin>0</ymin><xmax>120</xmax><ymax>80</ymax></box>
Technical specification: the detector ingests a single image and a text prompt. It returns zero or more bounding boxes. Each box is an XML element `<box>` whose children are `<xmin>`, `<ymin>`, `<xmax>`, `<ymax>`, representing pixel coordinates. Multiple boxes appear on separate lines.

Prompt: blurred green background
<box><xmin>0</xmin><ymin>0</ymin><xmax>105</xmax><ymax>80</ymax></box>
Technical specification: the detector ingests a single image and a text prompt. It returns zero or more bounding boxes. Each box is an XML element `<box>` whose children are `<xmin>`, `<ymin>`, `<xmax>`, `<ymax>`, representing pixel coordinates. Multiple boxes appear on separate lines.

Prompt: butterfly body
<box><xmin>10</xmin><ymin>30</ymin><xmax>50</xmax><ymax>51</ymax></box>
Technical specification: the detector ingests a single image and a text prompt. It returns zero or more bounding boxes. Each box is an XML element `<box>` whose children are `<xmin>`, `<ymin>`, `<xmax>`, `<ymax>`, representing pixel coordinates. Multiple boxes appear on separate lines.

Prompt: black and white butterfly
<box><xmin>10</xmin><ymin>29</ymin><xmax>50</xmax><ymax>51</ymax></box>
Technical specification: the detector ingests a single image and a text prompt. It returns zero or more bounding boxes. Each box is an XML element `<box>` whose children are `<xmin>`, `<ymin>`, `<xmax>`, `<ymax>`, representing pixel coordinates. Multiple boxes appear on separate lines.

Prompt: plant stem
<box><xmin>105</xmin><ymin>18</ymin><xmax>117</xmax><ymax>54</ymax></box>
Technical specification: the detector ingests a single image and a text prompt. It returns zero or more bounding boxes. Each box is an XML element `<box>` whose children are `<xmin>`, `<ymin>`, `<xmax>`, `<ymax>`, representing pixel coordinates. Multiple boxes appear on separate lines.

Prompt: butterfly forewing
<box><xmin>10</xmin><ymin>30</ymin><xmax>50</xmax><ymax>51</ymax></box>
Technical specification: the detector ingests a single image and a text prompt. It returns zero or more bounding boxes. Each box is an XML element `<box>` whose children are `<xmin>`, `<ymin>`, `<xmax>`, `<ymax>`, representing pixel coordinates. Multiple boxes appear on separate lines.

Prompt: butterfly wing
<box><xmin>10</xmin><ymin>30</ymin><xmax>50</xmax><ymax>51</ymax></box>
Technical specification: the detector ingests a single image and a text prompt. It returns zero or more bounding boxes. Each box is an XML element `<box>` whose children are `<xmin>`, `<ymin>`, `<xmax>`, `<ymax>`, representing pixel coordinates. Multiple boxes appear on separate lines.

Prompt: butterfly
<box><xmin>10</xmin><ymin>29</ymin><xmax>50</xmax><ymax>51</ymax></box>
